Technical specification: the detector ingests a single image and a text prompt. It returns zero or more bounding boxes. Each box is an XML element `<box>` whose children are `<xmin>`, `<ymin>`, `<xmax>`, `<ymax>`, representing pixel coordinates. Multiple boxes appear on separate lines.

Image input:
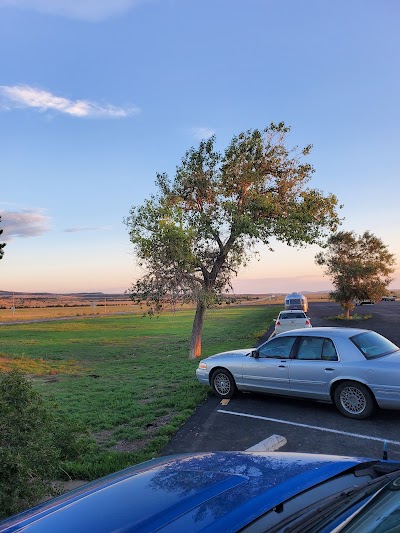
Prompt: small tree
<box><xmin>0</xmin><ymin>215</ymin><xmax>6</xmax><ymax>260</ymax></box>
<box><xmin>126</xmin><ymin>123</ymin><xmax>340</xmax><ymax>359</ymax></box>
<box><xmin>0</xmin><ymin>371</ymin><xmax>93</xmax><ymax>519</ymax></box>
<box><xmin>316</xmin><ymin>231</ymin><xmax>396</xmax><ymax>318</ymax></box>
<box><xmin>0</xmin><ymin>371</ymin><xmax>60</xmax><ymax>517</ymax></box>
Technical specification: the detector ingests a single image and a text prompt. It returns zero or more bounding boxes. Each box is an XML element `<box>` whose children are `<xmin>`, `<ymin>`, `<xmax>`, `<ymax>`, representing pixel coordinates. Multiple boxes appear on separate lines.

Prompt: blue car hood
<box><xmin>0</xmin><ymin>452</ymin><xmax>374</xmax><ymax>533</ymax></box>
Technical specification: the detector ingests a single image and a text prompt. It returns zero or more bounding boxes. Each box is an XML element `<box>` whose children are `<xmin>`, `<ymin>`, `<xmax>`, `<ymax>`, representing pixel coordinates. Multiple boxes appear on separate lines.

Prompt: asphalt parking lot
<box><xmin>162</xmin><ymin>301</ymin><xmax>400</xmax><ymax>461</ymax></box>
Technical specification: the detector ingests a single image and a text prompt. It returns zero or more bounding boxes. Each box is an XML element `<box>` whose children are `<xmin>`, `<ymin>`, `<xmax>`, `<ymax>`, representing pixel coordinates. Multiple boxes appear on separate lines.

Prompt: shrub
<box><xmin>0</xmin><ymin>371</ymin><xmax>93</xmax><ymax>519</ymax></box>
<box><xmin>0</xmin><ymin>371</ymin><xmax>59</xmax><ymax>517</ymax></box>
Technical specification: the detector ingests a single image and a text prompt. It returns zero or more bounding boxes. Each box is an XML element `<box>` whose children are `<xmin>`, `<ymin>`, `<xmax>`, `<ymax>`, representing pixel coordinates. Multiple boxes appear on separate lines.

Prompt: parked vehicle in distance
<box><xmin>271</xmin><ymin>310</ymin><xmax>311</xmax><ymax>337</ymax></box>
<box><xmin>284</xmin><ymin>292</ymin><xmax>308</xmax><ymax>312</ymax></box>
<box><xmin>1</xmin><ymin>451</ymin><xmax>400</xmax><ymax>533</ymax></box>
<box><xmin>196</xmin><ymin>327</ymin><xmax>400</xmax><ymax>419</ymax></box>
<box><xmin>354</xmin><ymin>298</ymin><xmax>375</xmax><ymax>305</ymax></box>
<box><xmin>381</xmin><ymin>295</ymin><xmax>396</xmax><ymax>301</ymax></box>
<box><xmin>285</xmin><ymin>292</ymin><xmax>308</xmax><ymax>313</ymax></box>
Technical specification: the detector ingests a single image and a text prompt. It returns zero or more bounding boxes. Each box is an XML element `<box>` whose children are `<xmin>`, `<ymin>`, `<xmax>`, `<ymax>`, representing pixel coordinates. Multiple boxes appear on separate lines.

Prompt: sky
<box><xmin>1</xmin><ymin>0</ymin><xmax>399</xmax><ymax>294</ymax></box>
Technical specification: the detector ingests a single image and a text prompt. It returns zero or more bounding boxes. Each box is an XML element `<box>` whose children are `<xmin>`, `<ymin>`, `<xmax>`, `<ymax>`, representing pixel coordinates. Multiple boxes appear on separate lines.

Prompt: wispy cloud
<box><xmin>0</xmin><ymin>0</ymin><xmax>146</xmax><ymax>22</ymax></box>
<box><xmin>0</xmin><ymin>85</ymin><xmax>140</xmax><ymax>118</ymax></box>
<box><xmin>64</xmin><ymin>226</ymin><xmax>111</xmax><ymax>233</ymax></box>
<box><xmin>190</xmin><ymin>127</ymin><xmax>216</xmax><ymax>140</ymax></box>
<box><xmin>0</xmin><ymin>209</ymin><xmax>51</xmax><ymax>241</ymax></box>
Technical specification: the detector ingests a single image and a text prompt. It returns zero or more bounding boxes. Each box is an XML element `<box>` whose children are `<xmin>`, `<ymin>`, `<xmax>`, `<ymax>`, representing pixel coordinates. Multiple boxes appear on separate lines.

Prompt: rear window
<box><xmin>289</xmin><ymin>299</ymin><xmax>302</xmax><ymax>305</ymax></box>
<box><xmin>350</xmin><ymin>331</ymin><xmax>399</xmax><ymax>360</ymax></box>
<box><xmin>279</xmin><ymin>312</ymin><xmax>306</xmax><ymax>320</ymax></box>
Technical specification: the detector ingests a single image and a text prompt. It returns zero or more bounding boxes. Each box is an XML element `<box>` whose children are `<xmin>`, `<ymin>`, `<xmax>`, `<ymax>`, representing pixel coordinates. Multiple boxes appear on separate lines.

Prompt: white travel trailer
<box><xmin>284</xmin><ymin>292</ymin><xmax>308</xmax><ymax>312</ymax></box>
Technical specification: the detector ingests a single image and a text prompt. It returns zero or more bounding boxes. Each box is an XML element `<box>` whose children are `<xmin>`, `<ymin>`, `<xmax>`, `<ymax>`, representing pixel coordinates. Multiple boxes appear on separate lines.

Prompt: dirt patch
<box><xmin>93</xmin><ymin>429</ymin><xmax>114</xmax><ymax>446</ymax></box>
<box><xmin>95</xmin><ymin>413</ymin><xmax>177</xmax><ymax>453</ymax></box>
<box><xmin>138</xmin><ymin>398</ymin><xmax>155</xmax><ymax>404</ymax></box>
<box><xmin>111</xmin><ymin>438</ymin><xmax>150</xmax><ymax>453</ymax></box>
<box><xmin>43</xmin><ymin>376</ymin><xmax>60</xmax><ymax>383</ymax></box>
<box><xmin>145</xmin><ymin>413</ymin><xmax>175</xmax><ymax>432</ymax></box>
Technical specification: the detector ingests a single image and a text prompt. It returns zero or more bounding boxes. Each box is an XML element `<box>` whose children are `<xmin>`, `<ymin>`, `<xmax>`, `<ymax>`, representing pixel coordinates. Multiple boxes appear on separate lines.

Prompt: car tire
<box><xmin>334</xmin><ymin>381</ymin><xmax>374</xmax><ymax>419</ymax></box>
<box><xmin>211</xmin><ymin>369</ymin><xmax>236</xmax><ymax>399</ymax></box>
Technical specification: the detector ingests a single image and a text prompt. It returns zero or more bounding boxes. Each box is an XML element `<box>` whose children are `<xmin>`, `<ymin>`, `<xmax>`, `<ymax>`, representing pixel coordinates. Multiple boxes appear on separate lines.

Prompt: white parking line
<box><xmin>218</xmin><ymin>409</ymin><xmax>400</xmax><ymax>446</ymax></box>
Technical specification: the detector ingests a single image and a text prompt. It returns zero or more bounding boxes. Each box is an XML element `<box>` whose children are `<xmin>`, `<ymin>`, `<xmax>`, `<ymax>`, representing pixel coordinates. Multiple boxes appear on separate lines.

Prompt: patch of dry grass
<box><xmin>0</xmin><ymin>353</ymin><xmax>80</xmax><ymax>375</ymax></box>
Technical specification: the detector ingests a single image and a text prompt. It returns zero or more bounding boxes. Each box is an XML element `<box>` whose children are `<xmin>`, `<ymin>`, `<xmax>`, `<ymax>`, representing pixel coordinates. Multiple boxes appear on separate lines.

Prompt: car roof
<box><xmin>0</xmin><ymin>452</ymin><xmax>374</xmax><ymax>533</ymax></box>
<box><xmin>278</xmin><ymin>327</ymin><xmax>369</xmax><ymax>338</ymax></box>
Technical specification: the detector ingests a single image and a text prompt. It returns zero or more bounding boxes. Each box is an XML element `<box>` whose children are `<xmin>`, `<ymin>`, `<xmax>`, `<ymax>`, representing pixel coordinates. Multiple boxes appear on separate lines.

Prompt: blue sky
<box><xmin>1</xmin><ymin>0</ymin><xmax>399</xmax><ymax>293</ymax></box>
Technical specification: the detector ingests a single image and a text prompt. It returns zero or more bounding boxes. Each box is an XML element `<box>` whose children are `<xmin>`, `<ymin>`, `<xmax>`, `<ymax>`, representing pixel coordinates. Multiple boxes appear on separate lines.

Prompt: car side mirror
<box><xmin>251</xmin><ymin>350</ymin><xmax>259</xmax><ymax>359</ymax></box>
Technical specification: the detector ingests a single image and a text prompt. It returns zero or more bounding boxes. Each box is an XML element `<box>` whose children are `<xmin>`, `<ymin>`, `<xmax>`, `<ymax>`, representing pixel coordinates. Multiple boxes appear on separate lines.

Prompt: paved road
<box><xmin>307</xmin><ymin>300</ymin><xmax>400</xmax><ymax>346</ymax></box>
<box><xmin>162</xmin><ymin>301</ymin><xmax>400</xmax><ymax>461</ymax></box>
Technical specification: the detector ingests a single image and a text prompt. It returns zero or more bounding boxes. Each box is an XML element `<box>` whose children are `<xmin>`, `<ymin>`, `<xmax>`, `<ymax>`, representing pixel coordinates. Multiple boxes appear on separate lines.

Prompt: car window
<box><xmin>259</xmin><ymin>336</ymin><xmax>296</xmax><ymax>358</ymax></box>
<box><xmin>293</xmin><ymin>313</ymin><xmax>306</xmax><ymax>319</ymax></box>
<box><xmin>322</xmin><ymin>339</ymin><xmax>338</xmax><ymax>361</ymax></box>
<box><xmin>296</xmin><ymin>337</ymin><xmax>338</xmax><ymax>361</ymax></box>
<box><xmin>279</xmin><ymin>312</ymin><xmax>306</xmax><ymax>320</ymax></box>
<box><xmin>350</xmin><ymin>331</ymin><xmax>400</xmax><ymax>359</ymax></box>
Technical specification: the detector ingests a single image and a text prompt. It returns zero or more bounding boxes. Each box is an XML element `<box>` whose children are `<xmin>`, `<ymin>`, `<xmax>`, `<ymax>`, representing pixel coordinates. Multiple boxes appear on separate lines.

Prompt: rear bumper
<box><xmin>372</xmin><ymin>385</ymin><xmax>400</xmax><ymax>409</ymax></box>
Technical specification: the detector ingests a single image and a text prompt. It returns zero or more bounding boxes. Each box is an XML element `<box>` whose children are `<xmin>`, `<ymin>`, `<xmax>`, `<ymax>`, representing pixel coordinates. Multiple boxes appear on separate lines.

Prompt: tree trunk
<box><xmin>189</xmin><ymin>300</ymin><xmax>206</xmax><ymax>359</ymax></box>
<box><xmin>345</xmin><ymin>306</ymin><xmax>350</xmax><ymax>319</ymax></box>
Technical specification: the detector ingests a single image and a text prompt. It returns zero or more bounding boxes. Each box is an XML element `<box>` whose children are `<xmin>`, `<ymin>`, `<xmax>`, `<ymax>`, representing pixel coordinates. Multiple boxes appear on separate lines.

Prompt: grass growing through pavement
<box><xmin>0</xmin><ymin>305</ymin><xmax>279</xmax><ymax>480</ymax></box>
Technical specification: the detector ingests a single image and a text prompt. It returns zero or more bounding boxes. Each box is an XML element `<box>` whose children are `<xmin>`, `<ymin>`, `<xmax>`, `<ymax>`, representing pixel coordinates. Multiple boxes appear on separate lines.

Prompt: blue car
<box><xmin>1</xmin><ymin>451</ymin><xmax>400</xmax><ymax>532</ymax></box>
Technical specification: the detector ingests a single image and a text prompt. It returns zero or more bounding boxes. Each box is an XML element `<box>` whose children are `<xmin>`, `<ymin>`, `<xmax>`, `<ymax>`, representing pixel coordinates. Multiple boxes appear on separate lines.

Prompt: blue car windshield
<box><xmin>339</xmin><ymin>476</ymin><xmax>400</xmax><ymax>532</ymax></box>
<box><xmin>350</xmin><ymin>331</ymin><xmax>399</xmax><ymax>360</ymax></box>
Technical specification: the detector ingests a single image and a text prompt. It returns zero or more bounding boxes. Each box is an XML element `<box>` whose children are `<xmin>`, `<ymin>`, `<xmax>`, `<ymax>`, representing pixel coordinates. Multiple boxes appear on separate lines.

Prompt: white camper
<box><xmin>284</xmin><ymin>292</ymin><xmax>308</xmax><ymax>312</ymax></box>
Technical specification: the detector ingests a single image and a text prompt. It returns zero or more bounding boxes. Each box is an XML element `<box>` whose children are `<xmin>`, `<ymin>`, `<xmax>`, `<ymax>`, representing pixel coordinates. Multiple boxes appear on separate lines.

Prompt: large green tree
<box><xmin>126</xmin><ymin>123</ymin><xmax>340</xmax><ymax>359</ymax></box>
<box><xmin>315</xmin><ymin>230</ymin><xmax>396</xmax><ymax>318</ymax></box>
<box><xmin>0</xmin><ymin>215</ymin><xmax>5</xmax><ymax>260</ymax></box>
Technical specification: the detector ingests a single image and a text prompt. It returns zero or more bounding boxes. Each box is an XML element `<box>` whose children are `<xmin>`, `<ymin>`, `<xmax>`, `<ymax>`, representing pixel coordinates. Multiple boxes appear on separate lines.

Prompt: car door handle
<box><xmin>278</xmin><ymin>365</ymin><xmax>287</xmax><ymax>368</ymax></box>
<box><xmin>325</xmin><ymin>368</ymin><xmax>335</xmax><ymax>372</ymax></box>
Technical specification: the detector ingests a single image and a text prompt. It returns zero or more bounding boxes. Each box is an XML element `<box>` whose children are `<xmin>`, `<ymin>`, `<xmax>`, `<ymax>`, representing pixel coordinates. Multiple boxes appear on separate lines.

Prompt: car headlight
<box><xmin>198</xmin><ymin>362</ymin><xmax>207</xmax><ymax>370</ymax></box>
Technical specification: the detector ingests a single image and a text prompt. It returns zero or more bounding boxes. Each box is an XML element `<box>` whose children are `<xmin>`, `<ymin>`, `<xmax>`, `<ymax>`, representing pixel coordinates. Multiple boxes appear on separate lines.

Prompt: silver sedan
<box><xmin>196</xmin><ymin>327</ymin><xmax>400</xmax><ymax>419</ymax></box>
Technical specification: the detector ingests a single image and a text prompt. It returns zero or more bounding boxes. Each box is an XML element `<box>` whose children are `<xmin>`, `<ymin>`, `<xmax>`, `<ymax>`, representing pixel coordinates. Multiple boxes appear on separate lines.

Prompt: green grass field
<box><xmin>0</xmin><ymin>305</ymin><xmax>279</xmax><ymax>479</ymax></box>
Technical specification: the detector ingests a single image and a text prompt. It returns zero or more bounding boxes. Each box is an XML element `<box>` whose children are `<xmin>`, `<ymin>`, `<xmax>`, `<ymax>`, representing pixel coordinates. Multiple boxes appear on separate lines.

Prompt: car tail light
<box><xmin>276</xmin><ymin>321</ymin><xmax>281</xmax><ymax>326</ymax></box>
<box><xmin>305</xmin><ymin>320</ymin><xmax>310</xmax><ymax>325</ymax></box>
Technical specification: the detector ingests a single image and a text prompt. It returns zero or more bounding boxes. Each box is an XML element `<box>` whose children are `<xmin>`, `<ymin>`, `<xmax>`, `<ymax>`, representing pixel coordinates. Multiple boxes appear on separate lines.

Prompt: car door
<box><xmin>242</xmin><ymin>336</ymin><xmax>297</xmax><ymax>393</ymax></box>
<box><xmin>289</xmin><ymin>336</ymin><xmax>342</xmax><ymax>400</ymax></box>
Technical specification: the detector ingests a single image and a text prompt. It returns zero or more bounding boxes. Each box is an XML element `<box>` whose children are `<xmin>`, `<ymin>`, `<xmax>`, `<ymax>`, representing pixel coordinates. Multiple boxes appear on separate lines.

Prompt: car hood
<box><xmin>204</xmin><ymin>348</ymin><xmax>253</xmax><ymax>361</ymax></box>
<box><xmin>0</xmin><ymin>452</ymin><xmax>382</xmax><ymax>533</ymax></box>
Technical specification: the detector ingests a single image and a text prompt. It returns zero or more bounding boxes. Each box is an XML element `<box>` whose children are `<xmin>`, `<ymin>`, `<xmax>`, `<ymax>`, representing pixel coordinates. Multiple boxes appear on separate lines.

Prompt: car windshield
<box><xmin>350</xmin><ymin>331</ymin><xmax>399</xmax><ymax>360</ymax></box>
<box><xmin>338</xmin><ymin>476</ymin><xmax>400</xmax><ymax>532</ymax></box>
